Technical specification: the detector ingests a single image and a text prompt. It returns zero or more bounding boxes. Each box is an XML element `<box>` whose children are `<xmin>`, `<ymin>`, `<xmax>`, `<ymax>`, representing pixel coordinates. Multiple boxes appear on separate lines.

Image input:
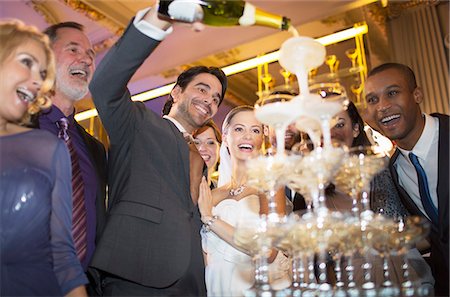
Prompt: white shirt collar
<box><xmin>163</xmin><ymin>115</ymin><xmax>187</xmax><ymax>134</ymax></box>
<box><xmin>398</xmin><ymin>113</ymin><xmax>437</xmax><ymax>161</ymax></box>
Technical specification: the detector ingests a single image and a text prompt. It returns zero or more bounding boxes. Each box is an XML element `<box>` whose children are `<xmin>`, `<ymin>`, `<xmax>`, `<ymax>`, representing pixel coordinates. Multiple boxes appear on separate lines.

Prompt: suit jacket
<box><xmin>285</xmin><ymin>187</ymin><xmax>307</xmax><ymax>212</ymax></box>
<box><xmin>389</xmin><ymin>113</ymin><xmax>449</xmax><ymax>295</ymax></box>
<box><xmin>89</xmin><ymin>21</ymin><xmax>205</xmax><ymax>290</ymax></box>
<box><xmin>31</xmin><ymin>115</ymin><xmax>108</xmax><ymax>246</ymax></box>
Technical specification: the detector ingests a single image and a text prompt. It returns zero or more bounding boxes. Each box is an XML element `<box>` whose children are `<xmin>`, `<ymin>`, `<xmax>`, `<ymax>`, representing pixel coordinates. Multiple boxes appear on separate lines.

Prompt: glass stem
<box><xmin>401</xmin><ymin>254</ymin><xmax>412</xmax><ymax>288</ymax></box>
<box><xmin>345</xmin><ymin>254</ymin><xmax>356</xmax><ymax>288</ymax></box>
<box><xmin>275</xmin><ymin>124</ymin><xmax>286</xmax><ymax>156</ymax></box>
<box><xmin>320</xmin><ymin>118</ymin><xmax>332</xmax><ymax>149</ymax></box>
<box><xmin>306</xmin><ymin>253</ymin><xmax>317</xmax><ymax>289</ymax></box>
<box><xmin>350</xmin><ymin>189</ymin><xmax>359</xmax><ymax>215</ymax></box>
<box><xmin>296</xmin><ymin>68</ymin><xmax>309</xmax><ymax>97</ymax></box>
<box><xmin>360</xmin><ymin>218</ymin><xmax>375</xmax><ymax>290</ymax></box>
<box><xmin>291</xmin><ymin>252</ymin><xmax>302</xmax><ymax>289</ymax></box>
<box><xmin>267</xmin><ymin>189</ymin><xmax>278</xmax><ymax>219</ymax></box>
<box><xmin>316</xmin><ymin>178</ymin><xmax>328</xmax><ymax>216</ymax></box>
<box><xmin>382</xmin><ymin>254</ymin><xmax>393</xmax><ymax>287</ymax></box>
<box><xmin>317</xmin><ymin>249</ymin><xmax>328</xmax><ymax>284</ymax></box>
<box><xmin>253</xmin><ymin>255</ymin><xmax>262</xmax><ymax>286</ymax></box>
<box><xmin>257</xmin><ymin>247</ymin><xmax>272</xmax><ymax>291</ymax></box>
<box><xmin>360</xmin><ymin>190</ymin><xmax>370</xmax><ymax>213</ymax></box>
<box><xmin>310</xmin><ymin>187</ymin><xmax>320</xmax><ymax>215</ymax></box>
<box><xmin>334</xmin><ymin>253</ymin><xmax>344</xmax><ymax>288</ymax></box>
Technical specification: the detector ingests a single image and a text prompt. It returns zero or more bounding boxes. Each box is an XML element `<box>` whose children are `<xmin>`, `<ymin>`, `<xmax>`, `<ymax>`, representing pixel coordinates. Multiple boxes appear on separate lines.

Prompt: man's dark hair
<box><xmin>43</xmin><ymin>22</ymin><xmax>84</xmax><ymax>43</ymax></box>
<box><xmin>162</xmin><ymin>66</ymin><xmax>227</xmax><ymax>115</ymax></box>
<box><xmin>368</xmin><ymin>62</ymin><xmax>417</xmax><ymax>92</ymax></box>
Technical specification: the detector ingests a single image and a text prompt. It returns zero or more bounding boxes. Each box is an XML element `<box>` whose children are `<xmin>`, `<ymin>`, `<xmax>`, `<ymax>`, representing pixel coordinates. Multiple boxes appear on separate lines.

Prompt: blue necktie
<box><xmin>408</xmin><ymin>152</ymin><xmax>438</xmax><ymax>226</ymax></box>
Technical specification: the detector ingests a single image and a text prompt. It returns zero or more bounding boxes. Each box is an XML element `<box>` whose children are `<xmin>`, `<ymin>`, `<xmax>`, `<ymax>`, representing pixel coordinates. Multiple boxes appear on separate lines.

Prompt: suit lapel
<box><xmin>166</xmin><ymin>121</ymin><xmax>195</xmax><ymax>209</ymax></box>
<box><xmin>433</xmin><ymin>114</ymin><xmax>449</xmax><ymax>231</ymax></box>
<box><xmin>389</xmin><ymin>150</ymin><xmax>424</xmax><ymax>216</ymax></box>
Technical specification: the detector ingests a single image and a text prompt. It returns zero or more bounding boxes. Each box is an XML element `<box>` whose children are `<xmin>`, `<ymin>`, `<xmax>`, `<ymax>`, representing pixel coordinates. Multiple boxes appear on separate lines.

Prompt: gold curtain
<box><xmin>387</xmin><ymin>4</ymin><xmax>449</xmax><ymax>115</ymax></box>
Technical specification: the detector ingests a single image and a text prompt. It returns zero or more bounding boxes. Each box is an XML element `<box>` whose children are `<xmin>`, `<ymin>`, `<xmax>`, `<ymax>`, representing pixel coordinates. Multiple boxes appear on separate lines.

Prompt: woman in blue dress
<box><xmin>0</xmin><ymin>20</ymin><xmax>88</xmax><ymax>296</ymax></box>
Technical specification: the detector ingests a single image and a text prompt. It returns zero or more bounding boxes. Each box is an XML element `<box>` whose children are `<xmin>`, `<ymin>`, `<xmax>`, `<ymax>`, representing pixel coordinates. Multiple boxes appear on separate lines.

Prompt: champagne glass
<box><xmin>335</xmin><ymin>146</ymin><xmax>388</xmax><ymax>291</ymax></box>
<box><xmin>246</xmin><ymin>154</ymin><xmax>299</xmax><ymax>220</ymax></box>
<box><xmin>335</xmin><ymin>146</ymin><xmax>388</xmax><ymax>216</ymax></box>
<box><xmin>393</xmin><ymin>216</ymin><xmax>431</xmax><ymax>296</ymax></box>
<box><xmin>278</xmin><ymin>36</ymin><xmax>326</xmax><ymax>98</ymax></box>
<box><xmin>308</xmin><ymin>67</ymin><xmax>319</xmax><ymax>84</ymax></box>
<box><xmin>294</xmin><ymin>116</ymin><xmax>322</xmax><ymax>150</ymax></box>
<box><xmin>345</xmin><ymin>48</ymin><xmax>359</xmax><ymax>72</ymax></box>
<box><xmin>350</xmin><ymin>84</ymin><xmax>363</xmax><ymax>106</ymax></box>
<box><xmin>276</xmin><ymin>214</ymin><xmax>312</xmax><ymax>296</ymax></box>
<box><xmin>280</xmin><ymin>68</ymin><xmax>292</xmax><ymax>89</ymax></box>
<box><xmin>234</xmin><ymin>215</ymin><xmax>291</xmax><ymax>297</ymax></box>
<box><xmin>366</xmin><ymin>215</ymin><xmax>400</xmax><ymax>296</ymax></box>
<box><xmin>304</xmin><ymin>83</ymin><xmax>349</xmax><ymax>150</ymax></box>
<box><xmin>325</xmin><ymin>54</ymin><xmax>339</xmax><ymax>78</ymax></box>
<box><xmin>254</xmin><ymin>92</ymin><xmax>303</xmax><ymax>158</ymax></box>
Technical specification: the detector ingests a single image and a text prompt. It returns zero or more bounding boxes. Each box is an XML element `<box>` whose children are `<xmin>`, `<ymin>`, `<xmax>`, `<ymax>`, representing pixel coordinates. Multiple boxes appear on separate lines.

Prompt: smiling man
<box><xmin>363</xmin><ymin>62</ymin><xmax>448</xmax><ymax>296</ymax></box>
<box><xmin>88</xmin><ymin>4</ymin><xmax>227</xmax><ymax>296</ymax></box>
<box><xmin>34</xmin><ymin>22</ymin><xmax>108</xmax><ymax>295</ymax></box>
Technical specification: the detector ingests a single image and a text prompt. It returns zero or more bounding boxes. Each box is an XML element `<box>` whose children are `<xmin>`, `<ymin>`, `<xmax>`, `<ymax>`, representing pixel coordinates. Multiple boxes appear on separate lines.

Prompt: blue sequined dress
<box><xmin>0</xmin><ymin>129</ymin><xmax>87</xmax><ymax>296</ymax></box>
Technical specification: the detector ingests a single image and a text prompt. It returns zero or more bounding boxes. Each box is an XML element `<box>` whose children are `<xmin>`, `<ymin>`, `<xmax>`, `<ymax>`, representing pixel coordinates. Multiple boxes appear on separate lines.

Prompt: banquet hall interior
<box><xmin>1</xmin><ymin>0</ymin><xmax>448</xmax><ymax>147</ymax></box>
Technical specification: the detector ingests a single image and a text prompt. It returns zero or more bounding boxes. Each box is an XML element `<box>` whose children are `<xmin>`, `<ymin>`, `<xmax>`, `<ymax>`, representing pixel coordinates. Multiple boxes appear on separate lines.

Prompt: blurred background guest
<box><xmin>193</xmin><ymin>120</ymin><xmax>222</xmax><ymax>189</ymax></box>
<box><xmin>0</xmin><ymin>19</ymin><xmax>87</xmax><ymax>296</ymax></box>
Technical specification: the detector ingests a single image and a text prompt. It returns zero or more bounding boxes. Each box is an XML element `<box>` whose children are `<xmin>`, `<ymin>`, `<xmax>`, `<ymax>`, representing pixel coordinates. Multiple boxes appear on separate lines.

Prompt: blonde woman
<box><xmin>198</xmin><ymin>106</ymin><xmax>289</xmax><ymax>296</ymax></box>
<box><xmin>0</xmin><ymin>20</ymin><xmax>87</xmax><ymax>296</ymax></box>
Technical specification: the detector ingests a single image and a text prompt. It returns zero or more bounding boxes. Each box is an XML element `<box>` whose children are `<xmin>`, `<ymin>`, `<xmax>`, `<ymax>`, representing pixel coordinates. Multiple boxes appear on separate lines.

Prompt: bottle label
<box><xmin>238</xmin><ymin>2</ymin><xmax>256</xmax><ymax>26</ymax></box>
<box><xmin>166</xmin><ymin>0</ymin><xmax>204</xmax><ymax>23</ymax></box>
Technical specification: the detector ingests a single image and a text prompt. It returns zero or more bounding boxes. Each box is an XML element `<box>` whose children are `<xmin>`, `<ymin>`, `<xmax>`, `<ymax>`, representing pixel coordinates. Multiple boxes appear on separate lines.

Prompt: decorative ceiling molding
<box><xmin>387</xmin><ymin>0</ymin><xmax>440</xmax><ymax>19</ymax></box>
<box><xmin>366</xmin><ymin>0</ymin><xmax>440</xmax><ymax>26</ymax></box>
<box><xmin>92</xmin><ymin>36</ymin><xmax>119</xmax><ymax>54</ymax></box>
<box><xmin>28</xmin><ymin>0</ymin><xmax>60</xmax><ymax>24</ymax></box>
<box><xmin>60</xmin><ymin>0</ymin><xmax>124</xmax><ymax>35</ymax></box>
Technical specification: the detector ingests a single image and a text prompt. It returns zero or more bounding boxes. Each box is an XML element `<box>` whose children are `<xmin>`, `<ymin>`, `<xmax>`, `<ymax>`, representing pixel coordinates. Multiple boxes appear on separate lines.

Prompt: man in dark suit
<box><xmin>363</xmin><ymin>62</ymin><xmax>448</xmax><ymax>296</ymax></box>
<box><xmin>88</xmin><ymin>6</ymin><xmax>227</xmax><ymax>296</ymax></box>
<box><xmin>35</xmin><ymin>22</ymin><xmax>108</xmax><ymax>294</ymax></box>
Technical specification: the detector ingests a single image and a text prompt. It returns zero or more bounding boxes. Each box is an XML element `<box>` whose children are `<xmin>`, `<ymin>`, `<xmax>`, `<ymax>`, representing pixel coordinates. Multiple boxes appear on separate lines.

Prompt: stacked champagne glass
<box><xmin>233</xmin><ymin>33</ymin><xmax>431</xmax><ymax>297</ymax></box>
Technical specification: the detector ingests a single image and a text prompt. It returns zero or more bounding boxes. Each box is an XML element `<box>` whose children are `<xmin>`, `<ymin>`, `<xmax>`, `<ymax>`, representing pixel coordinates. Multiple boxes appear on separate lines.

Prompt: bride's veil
<box><xmin>217</xmin><ymin>142</ymin><xmax>231</xmax><ymax>187</ymax></box>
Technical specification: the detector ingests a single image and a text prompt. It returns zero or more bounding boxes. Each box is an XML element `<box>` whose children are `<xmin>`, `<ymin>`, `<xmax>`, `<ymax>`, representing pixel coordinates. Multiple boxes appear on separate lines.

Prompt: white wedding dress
<box><xmin>201</xmin><ymin>194</ymin><xmax>290</xmax><ymax>297</ymax></box>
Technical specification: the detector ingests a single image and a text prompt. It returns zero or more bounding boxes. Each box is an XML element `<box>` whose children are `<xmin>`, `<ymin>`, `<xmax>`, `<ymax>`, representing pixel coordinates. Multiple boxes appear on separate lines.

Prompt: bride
<box><xmin>198</xmin><ymin>105</ymin><xmax>290</xmax><ymax>297</ymax></box>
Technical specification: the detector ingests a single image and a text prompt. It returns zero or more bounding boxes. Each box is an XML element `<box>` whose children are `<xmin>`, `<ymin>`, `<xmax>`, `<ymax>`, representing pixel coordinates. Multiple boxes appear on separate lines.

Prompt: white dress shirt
<box><xmin>163</xmin><ymin>115</ymin><xmax>188</xmax><ymax>134</ymax></box>
<box><xmin>133</xmin><ymin>7</ymin><xmax>173</xmax><ymax>40</ymax></box>
<box><xmin>395</xmin><ymin>114</ymin><xmax>439</xmax><ymax>220</ymax></box>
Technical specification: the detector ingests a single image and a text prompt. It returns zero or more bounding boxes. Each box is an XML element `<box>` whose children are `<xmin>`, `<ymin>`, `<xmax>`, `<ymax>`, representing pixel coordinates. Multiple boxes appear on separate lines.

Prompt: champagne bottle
<box><xmin>157</xmin><ymin>0</ymin><xmax>291</xmax><ymax>31</ymax></box>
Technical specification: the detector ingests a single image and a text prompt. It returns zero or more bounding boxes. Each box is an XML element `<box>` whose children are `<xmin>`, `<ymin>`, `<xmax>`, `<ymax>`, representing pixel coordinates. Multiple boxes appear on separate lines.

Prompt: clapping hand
<box><xmin>198</xmin><ymin>176</ymin><xmax>214</xmax><ymax>221</ymax></box>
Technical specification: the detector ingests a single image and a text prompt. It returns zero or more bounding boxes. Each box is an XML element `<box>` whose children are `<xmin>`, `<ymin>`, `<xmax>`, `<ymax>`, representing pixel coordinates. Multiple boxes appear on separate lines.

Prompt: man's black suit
<box><xmin>389</xmin><ymin>113</ymin><xmax>449</xmax><ymax>296</ymax></box>
<box><xmin>89</xmin><ymin>22</ymin><xmax>206</xmax><ymax>295</ymax></box>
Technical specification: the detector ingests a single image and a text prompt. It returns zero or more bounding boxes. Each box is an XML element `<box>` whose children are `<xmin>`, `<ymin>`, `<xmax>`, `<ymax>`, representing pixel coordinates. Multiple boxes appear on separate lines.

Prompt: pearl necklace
<box><xmin>229</xmin><ymin>184</ymin><xmax>246</xmax><ymax>196</ymax></box>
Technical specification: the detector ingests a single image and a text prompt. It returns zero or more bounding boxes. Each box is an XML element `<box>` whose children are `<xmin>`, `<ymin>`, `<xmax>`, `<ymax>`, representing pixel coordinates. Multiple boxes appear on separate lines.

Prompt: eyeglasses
<box><xmin>193</xmin><ymin>139</ymin><xmax>219</xmax><ymax>148</ymax></box>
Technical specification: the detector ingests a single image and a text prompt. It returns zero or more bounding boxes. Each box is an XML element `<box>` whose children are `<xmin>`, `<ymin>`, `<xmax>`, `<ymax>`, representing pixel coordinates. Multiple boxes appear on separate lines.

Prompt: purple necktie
<box><xmin>57</xmin><ymin>118</ymin><xmax>87</xmax><ymax>262</ymax></box>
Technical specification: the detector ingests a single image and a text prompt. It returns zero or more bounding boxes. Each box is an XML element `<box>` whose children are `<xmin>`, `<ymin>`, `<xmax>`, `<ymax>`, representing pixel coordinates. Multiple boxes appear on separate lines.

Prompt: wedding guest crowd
<box><xmin>0</xmin><ymin>19</ymin><xmax>88</xmax><ymax>297</ymax></box>
<box><xmin>0</xmin><ymin>3</ymin><xmax>448</xmax><ymax>297</ymax></box>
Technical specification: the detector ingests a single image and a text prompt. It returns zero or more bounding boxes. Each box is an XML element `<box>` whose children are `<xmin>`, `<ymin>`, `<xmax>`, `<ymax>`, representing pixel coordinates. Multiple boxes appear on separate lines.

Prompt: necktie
<box><xmin>408</xmin><ymin>152</ymin><xmax>438</xmax><ymax>226</ymax></box>
<box><xmin>184</xmin><ymin>132</ymin><xmax>205</xmax><ymax>204</ymax></box>
<box><xmin>56</xmin><ymin>118</ymin><xmax>87</xmax><ymax>262</ymax></box>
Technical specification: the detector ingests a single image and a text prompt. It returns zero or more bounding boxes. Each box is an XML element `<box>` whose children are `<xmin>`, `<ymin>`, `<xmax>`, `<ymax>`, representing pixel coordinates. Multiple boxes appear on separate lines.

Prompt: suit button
<box><xmin>189</xmin><ymin>211</ymin><xmax>194</xmax><ymax>218</ymax></box>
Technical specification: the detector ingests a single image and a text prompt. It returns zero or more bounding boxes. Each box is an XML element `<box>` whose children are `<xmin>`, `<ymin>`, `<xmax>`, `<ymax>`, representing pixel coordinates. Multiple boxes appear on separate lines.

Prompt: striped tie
<box><xmin>57</xmin><ymin>118</ymin><xmax>87</xmax><ymax>262</ymax></box>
